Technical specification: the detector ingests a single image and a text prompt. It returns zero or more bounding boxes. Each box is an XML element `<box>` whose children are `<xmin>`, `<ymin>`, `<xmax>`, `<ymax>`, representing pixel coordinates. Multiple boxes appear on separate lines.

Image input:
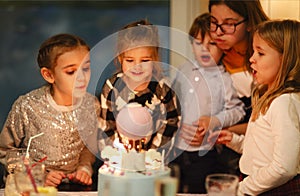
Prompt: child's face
<box><xmin>120</xmin><ymin>47</ymin><xmax>153</xmax><ymax>89</ymax></box>
<box><xmin>51</xmin><ymin>46</ymin><xmax>90</xmax><ymax>105</ymax></box>
<box><xmin>192</xmin><ymin>32</ymin><xmax>223</xmax><ymax>67</ymax></box>
<box><xmin>210</xmin><ymin>4</ymin><xmax>248</xmax><ymax>50</ymax></box>
<box><xmin>250</xmin><ymin>34</ymin><xmax>282</xmax><ymax>88</ymax></box>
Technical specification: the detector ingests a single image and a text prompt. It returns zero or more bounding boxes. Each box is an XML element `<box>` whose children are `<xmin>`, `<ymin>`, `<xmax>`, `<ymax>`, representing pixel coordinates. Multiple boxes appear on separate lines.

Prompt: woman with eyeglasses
<box><xmin>209</xmin><ymin>0</ymin><xmax>269</xmax><ymax>127</ymax></box>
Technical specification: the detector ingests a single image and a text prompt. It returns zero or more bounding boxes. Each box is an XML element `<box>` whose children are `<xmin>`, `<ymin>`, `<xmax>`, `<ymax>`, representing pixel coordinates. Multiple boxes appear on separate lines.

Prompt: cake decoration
<box><xmin>98</xmin><ymin>102</ymin><xmax>171</xmax><ymax>196</ymax></box>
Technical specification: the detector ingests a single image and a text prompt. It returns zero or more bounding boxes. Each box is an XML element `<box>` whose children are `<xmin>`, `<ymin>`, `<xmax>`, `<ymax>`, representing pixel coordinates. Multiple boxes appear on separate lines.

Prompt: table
<box><xmin>0</xmin><ymin>189</ymin><xmax>206</xmax><ymax>196</ymax></box>
<box><xmin>57</xmin><ymin>192</ymin><xmax>97</xmax><ymax>196</ymax></box>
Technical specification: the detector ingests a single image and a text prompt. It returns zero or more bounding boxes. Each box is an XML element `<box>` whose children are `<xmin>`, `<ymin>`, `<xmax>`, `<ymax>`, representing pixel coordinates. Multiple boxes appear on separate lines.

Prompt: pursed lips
<box><xmin>214</xmin><ymin>38</ymin><xmax>225</xmax><ymax>43</ymax></box>
<box><xmin>200</xmin><ymin>55</ymin><xmax>211</xmax><ymax>63</ymax></box>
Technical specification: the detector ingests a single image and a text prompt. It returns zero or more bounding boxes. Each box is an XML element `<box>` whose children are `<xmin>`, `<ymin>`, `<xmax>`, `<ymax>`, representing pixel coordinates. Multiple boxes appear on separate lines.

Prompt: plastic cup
<box><xmin>205</xmin><ymin>173</ymin><xmax>239</xmax><ymax>196</ymax></box>
<box><xmin>14</xmin><ymin>162</ymin><xmax>45</xmax><ymax>195</ymax></box>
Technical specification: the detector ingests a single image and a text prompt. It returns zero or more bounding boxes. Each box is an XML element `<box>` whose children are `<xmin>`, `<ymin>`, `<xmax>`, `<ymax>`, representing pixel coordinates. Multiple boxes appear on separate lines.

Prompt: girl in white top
<box><xmin>209</xmin><ymin>19</ymin><xmax>300</xmax><ymax>195</ymax></box>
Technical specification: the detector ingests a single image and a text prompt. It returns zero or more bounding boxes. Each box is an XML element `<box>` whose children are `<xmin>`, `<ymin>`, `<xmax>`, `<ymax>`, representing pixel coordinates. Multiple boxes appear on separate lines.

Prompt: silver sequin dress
<box><xmin>0</xmin><ymin>85</ymin><xmax>99</xmax><ymax>175</ymax></box>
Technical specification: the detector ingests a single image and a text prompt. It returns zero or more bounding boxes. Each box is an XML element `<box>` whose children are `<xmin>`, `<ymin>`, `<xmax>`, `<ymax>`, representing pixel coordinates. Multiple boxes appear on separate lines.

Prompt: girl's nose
<box><xmin>249</xmin><ymin>55</ymin><xmax>255</xmax><ymax>64</ymax></box>
<box><xmin>135</xmin><ymin>61</ymin><xmax>143</xmax><ymax>68</ymax></box>
<box><xmin>76</xmin><ymin>69</ymin><xmax>85</xmax><ymax>80</ymax></box>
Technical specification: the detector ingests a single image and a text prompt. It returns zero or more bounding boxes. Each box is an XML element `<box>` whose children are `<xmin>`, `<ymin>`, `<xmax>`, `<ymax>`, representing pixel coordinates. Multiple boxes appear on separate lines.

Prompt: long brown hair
<box><xmin>37</xmin><ymin>33</ymin><xmax>90</xmax><ymax>70</ymax></box>
<box><xmin>251</xmin><ymin>20</ymin><xmax>300</xmax><ymax>121</ymax></box>
<box><xmin>209</xmin><ymin>0</ymin><xmax>269</xmax><ymax>71</ymax></box>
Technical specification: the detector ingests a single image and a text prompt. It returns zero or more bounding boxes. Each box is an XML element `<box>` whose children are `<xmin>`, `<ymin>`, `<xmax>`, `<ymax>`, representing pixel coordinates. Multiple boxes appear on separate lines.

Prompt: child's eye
<box><xmin>142</xmin><ymin>59</ymin><xmax>151</xmax><ymax>63</ymax></box>
<box><xmin>253</xmin><ymin>50</ymin><xmax>264</xmax><ymax>56</ymax></box>
<box><xmin>66</xmin><ymin>70</ymin><xmax>76</xmax><ymax>75</ymax></box>
<box><xmin>194</xmin><ymin>40</ymin><xmax>202</xmax><ymax>45</ymax></box>
<box><xmin>82</xmin><ymin>67</ymin><xmax>90</xmax><ymax>72</ymax></box>
<box><xmin>125</xmin><ymin>59</ymin><xmax>134</xmax><ymax>63</ymax></box>
<box><xmin>258</xmin><ymin>52</ymin><xmax>264</xmax><ymax>56</ymax></box>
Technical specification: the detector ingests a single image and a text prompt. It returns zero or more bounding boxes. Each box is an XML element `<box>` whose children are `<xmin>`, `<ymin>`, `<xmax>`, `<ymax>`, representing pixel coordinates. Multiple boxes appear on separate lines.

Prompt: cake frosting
<box><xmin>98</xmin><ymin>146</ymin><xmax>170</xmax><ymax>196</ymax></box>
<box><xmin>98</xmin><ymin>102</ymin><xmax>171</xmax><ymax>195</ymax></box>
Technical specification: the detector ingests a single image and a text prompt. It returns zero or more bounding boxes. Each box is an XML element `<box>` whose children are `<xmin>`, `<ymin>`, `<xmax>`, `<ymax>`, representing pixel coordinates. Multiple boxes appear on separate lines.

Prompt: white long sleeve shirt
<box><xmin>227</xmin><ymin>93</ymin><xmax>300</xmax><ymax>195</ymax></box>
<box><xmin>172</xmin><ymin>60</ymin><xmax>245</xmax><ymax>151</ymax></box>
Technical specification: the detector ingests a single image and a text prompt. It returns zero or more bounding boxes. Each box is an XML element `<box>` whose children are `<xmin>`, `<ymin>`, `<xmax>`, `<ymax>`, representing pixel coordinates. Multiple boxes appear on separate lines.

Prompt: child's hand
<box><xmin>44</xmin><ymin>170</ymin><xmax>66</xmax><ymax>187</ymax></box>
<box><xmin>193</xmin><ymin>116</ymin><xmax>221</xmax><ymax>135</ymax></box>
<box><xmin>67</xmin><ymin>170</ymin><xmax>92</xmax><ymax>186</ymax></box>
<box><xmin>193</xmin><ymin>116</ymin><xmax>210</xmax><ymax>134</ymax></box>
<box><xmin>180</xmin><ymin>123</ymin><xmax>204</xmax><ymax>146</ymax></box>
<box><xmin>208</xmin><ymin>130</ymin><xmax>233</xmax><ymax>145</ymax></box>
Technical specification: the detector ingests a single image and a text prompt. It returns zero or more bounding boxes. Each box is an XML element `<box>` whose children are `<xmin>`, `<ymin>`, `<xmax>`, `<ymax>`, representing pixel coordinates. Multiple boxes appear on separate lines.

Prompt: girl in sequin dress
<box><xmin>0</xmin><ymin>34</ymin><xmax>99</xmax><ymax>188</ymax></box>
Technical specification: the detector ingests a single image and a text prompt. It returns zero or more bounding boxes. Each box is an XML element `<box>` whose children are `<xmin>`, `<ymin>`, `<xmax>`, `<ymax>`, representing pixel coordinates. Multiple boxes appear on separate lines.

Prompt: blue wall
<box><xmin>0</xmin><ymin>1</ymin><xmax>170</xmax><ymax>129</ymax></box>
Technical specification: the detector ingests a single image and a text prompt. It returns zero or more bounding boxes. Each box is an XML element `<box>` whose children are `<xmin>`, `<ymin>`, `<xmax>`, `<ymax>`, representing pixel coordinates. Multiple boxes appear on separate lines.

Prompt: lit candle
<box><xmin>161</xmin><ymin>149</ymin><xmax>165</xmax><ymax>171</ymax></box>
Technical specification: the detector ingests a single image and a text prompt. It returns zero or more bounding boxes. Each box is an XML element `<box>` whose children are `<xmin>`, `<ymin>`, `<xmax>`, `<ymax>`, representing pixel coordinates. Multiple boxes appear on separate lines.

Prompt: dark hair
<box><xmin>188</xmin><ymin>13</ymin><xmax>211</xmax><ymax>43</ymax></box>
<box><xmin>37</xmin><ymin>33</ymin><xmax>90</xmax><ymax>70</ymax></box>
<box><xmin>209</xmin><ymin>0</ymin><xmax>269</xmax><ymax>70</ymax></box>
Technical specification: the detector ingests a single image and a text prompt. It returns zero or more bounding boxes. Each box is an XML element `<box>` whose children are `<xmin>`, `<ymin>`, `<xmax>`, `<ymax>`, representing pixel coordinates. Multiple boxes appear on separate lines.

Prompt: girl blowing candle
<box><xmin>209</xmin><ymin>19</ymin><xmax>300</xmax><ymax>195</ymax></box>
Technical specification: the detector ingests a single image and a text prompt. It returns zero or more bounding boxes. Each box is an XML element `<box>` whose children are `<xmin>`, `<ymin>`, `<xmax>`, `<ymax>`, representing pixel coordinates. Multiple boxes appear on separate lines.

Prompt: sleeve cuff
<box><xmin>77</xmin><ymin>166</ymin><xmax>92</xmax><ymax>177</ymax></box>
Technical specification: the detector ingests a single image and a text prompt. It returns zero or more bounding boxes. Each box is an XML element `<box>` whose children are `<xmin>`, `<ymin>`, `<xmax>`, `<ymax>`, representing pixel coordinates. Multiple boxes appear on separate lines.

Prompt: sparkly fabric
<box><xmin>0</xmin><ymin>85</ymin><xmax>99</xmax><ymax>175</ymax></box>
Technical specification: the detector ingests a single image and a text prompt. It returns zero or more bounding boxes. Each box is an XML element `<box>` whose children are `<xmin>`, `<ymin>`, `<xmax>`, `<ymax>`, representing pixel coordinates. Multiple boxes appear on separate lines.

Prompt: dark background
<box><xmin>0</xmin><ymin>0</ymin><xmax>170</xmax><ymax>129</ymax></box>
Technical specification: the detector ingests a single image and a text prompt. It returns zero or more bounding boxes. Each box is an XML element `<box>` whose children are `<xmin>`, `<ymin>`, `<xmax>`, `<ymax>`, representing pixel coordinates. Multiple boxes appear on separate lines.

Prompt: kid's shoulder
<box><xmin>82</xmin><ymin>93</ymin><xmax>100</xmax><ymax>115</ymax></box>
<box><xmin>102</xmin><ymin>72</ymin><xmax>122</xmax><ymax>88</ymax></box>
<box><xmin>156</xmin><ymin>78</ymin><xmax>178</xmax><ymax>99</ymax></box>
<box><xmin>85</xmin><ymin>92</ymin><xmax>100</xmax><ymax>103</ymax></box>
<box><xmin>11</xmin><ymin>86</ymin><xmax>48</xmax><ymax>109</ymax></box>
<box><xmin>273</xmin><ymin>93</ymin><xmax>300</xmax><ymax>104</ymax></box>
<box><xmin>158</xmin><ymin>77</ymin><xmax>173</xmax><ymax>90</ymax></box>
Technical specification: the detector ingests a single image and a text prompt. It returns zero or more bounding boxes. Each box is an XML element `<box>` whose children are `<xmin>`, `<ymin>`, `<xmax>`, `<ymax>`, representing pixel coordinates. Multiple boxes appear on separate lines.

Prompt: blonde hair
<box><xmin>115</xmin><ymin>19</ymin><xmax>162</xmax><ymax>79</ymax></box>
<box><xmin>251</xmin><ymin>19</ymin><xmax>300</xmax><ymax>121</ymax></box>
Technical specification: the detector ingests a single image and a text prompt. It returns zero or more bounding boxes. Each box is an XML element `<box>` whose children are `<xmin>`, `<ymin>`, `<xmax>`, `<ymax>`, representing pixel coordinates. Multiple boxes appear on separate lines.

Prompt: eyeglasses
<box><xmin>210</xmin><ymin>18</ymin><xmax>247</xmax><ymax>34</ymax></box>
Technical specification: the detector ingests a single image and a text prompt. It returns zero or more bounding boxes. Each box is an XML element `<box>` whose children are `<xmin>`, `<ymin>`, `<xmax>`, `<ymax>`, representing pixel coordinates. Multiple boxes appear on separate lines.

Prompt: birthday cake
<box><xmin>97</xmin><ymin>145</ymin><xmax>171</xmax><ymax>196</ymax></box>
<box><xmin>98</xmin><ymin>102</ymin><xmax>172</xmax><ymax>196</ymax></box>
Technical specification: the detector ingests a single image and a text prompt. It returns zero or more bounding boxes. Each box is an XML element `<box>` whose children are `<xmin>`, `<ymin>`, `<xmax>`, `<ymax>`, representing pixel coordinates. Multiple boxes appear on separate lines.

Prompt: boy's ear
<box><xmin>41</xmin><ymin>67</ymin><xmax>54</xmax><ymax>83</ymax></box>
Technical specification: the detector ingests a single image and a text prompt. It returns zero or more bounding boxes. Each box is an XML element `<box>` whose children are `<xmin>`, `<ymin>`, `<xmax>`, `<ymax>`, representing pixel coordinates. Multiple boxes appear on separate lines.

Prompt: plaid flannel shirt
<box><xmin>98</xmin><ymin>73</ymin><xmax>180</xmax><ymax>158</ymax></box>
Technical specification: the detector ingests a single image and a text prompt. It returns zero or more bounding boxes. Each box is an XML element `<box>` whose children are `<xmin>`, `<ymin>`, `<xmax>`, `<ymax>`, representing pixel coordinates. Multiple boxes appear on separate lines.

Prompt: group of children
<box><xmin>0</xmin><ymin>1</ymin><xmax>300</xmax><ymax>195</ymax></box>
